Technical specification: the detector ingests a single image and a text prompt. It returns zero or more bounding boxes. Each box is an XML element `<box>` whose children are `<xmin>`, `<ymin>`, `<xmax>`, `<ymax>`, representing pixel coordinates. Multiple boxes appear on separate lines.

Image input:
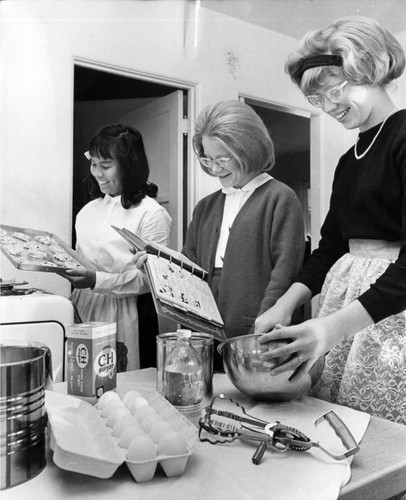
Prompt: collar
<box><xmin>222</xmin><ymin>172</ymin><xmax>271</xmax><ymax>195</ymax></box>
<box><xmin>102</xmin><ymin>194</ymin><xmax>122</xmax><ymax>205</ymax></box>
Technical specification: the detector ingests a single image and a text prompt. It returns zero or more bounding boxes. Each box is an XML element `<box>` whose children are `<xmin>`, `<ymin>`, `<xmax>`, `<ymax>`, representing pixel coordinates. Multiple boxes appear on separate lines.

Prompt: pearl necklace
<box><xmin>354</xmin><ymin>106</ymin><xmax>399</xmax><ymax>160</ymax></box>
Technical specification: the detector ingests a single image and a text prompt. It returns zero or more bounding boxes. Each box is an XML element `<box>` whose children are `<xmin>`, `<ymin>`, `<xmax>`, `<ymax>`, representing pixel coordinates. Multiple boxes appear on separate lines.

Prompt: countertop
<box><xmin>3</xmin><ymin>369</ymin><xmax>406</xmax><ymax>500</ymax></box>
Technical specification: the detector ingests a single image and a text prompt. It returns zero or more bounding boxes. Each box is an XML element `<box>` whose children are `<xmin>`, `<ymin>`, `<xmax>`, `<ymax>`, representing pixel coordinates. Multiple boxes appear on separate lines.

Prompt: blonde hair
<box><xmin>285</xmin><ymin>16</ymin><xmax>405</xmax><ymax>94</ymax></box>
<box><xmin>193</xmin><ymin>100</ymin><xmax>275</xmax><ymax>176</ymax></box>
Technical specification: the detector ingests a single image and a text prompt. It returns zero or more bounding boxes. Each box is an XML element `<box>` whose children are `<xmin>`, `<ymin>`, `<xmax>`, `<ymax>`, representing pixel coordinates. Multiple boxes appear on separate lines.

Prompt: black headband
<box><xmin>298</xmin><ymin>55</ymin><xmax>343</xmax><ymax>81</ymax></box>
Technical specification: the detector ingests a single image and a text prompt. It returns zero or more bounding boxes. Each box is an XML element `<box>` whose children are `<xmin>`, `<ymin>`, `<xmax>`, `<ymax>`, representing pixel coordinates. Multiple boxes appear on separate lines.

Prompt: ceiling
<box><xmin>197</xmin><ymin>0</ymin><xmax>406</xmax><ymax>39</ymax></box>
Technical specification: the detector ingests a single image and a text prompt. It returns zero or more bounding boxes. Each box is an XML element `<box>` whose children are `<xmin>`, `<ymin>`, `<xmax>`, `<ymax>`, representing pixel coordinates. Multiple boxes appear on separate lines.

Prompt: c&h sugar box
<box><xmin>67</xmin><ymin>322</ymin><xmax>117</xmax><ymax>401</ymax></box>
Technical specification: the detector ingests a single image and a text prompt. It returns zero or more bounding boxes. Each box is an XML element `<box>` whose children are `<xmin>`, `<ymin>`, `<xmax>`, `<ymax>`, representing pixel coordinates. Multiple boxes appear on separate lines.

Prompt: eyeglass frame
<box><xmin>197</xmin><ymin>156</ymin><xmax>233</xmax><ymax>170</ymax></box>
<box><xmin>305</xmin><ymin>80</ymin><xmax>348</xmax><ymax>108</ymax></box>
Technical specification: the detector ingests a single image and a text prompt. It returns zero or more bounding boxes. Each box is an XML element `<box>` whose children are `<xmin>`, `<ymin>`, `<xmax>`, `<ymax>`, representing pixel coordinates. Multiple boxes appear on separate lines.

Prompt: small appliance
<box><xmin>0</xmin><ymin>283</ymin><xmax>74</xmax><ymax>382</ymax></box>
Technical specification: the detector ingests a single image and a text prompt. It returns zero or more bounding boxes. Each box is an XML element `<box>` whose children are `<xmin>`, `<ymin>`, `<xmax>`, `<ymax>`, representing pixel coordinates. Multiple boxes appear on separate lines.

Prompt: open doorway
<box><xmin>73</xmin><ymin>64</ymin><xmax>192</xmax><ymax>335</ymax></box>
<box><xmin>73</xmin><ymin>64</ymin><xmax>190</xmax><ymax>251</ymax></box>
<box><xmin>243</xmin><ymin>97</ymin><xmax>311</xmax><ymax>321</ymax></box>
<box><xmin>243</xmin><ymin>98</ymin><xmax>311</xmax><ymax>249</ymax></box>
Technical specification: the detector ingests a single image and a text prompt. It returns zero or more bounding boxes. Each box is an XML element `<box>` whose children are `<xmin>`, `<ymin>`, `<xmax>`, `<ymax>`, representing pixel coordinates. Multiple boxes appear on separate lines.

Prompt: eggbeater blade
<box><xmin>198</xmin><ymin>394</ymin><xmax>273</xmax><ymax>445</ymax></box>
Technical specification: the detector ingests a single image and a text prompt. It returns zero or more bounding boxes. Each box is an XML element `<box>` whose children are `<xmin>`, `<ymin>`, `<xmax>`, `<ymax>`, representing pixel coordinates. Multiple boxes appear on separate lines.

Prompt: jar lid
<box><xmin>176</xmin><ymin>329</ymin><xmax>192</xmax><ymax>339</ymax></box>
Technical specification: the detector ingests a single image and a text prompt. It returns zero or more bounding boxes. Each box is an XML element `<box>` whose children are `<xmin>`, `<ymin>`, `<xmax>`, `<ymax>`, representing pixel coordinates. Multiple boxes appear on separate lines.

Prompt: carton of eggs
<box><xmin>97</xmin><ymin>389</ymin><xmax>196</xmax><ymax>482</ymax></box>
<box><xmin>45</xmin><ymin>387</ymin><xmax>198</xmax><ymax>483</ymax></box>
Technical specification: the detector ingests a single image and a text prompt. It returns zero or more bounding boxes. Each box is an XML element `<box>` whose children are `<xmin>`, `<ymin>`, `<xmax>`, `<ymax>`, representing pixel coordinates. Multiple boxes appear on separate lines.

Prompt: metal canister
<box><xmin>156</xmin><ymin>332</ymin><xmax>214</xmax><ymax>406</ymax></box>
<box><xmin>0</xmin><ymin>341</ymin><xmax>51</xmax><ymax>490</ymax></box>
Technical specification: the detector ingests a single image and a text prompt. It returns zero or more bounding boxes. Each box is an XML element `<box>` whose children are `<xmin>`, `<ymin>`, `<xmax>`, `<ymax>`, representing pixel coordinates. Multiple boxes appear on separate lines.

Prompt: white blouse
<box><xmin>75</xmin><ymin>194</ymin><xmax>172</xmax><ymax>295</ymax></box>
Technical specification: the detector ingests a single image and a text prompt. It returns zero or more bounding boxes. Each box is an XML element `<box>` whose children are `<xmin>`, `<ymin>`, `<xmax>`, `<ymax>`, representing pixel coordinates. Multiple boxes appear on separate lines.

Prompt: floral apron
<box><xmin>311</xmin><ymin>239</ymin><xmax>406</xmax><ymax>425</ymax></box>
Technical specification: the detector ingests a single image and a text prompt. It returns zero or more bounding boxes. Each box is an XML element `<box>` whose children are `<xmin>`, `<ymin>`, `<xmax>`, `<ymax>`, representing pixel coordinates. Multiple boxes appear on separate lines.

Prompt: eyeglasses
<box><xmin>197</xmin><ymin>156</ymin><xmax>232</xmax><ymax>169</ymax></box>
<box><xmin>305</xmin><ymin>80</ymin><xmax>348</xmax><ymax>108</ymax></box>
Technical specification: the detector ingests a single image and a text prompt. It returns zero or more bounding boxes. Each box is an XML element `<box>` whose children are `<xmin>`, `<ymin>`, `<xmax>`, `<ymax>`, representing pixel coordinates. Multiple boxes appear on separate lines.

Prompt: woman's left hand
<box><xmin>131</xmin><ymin>250</ymin><xmax>148</xmax><ymax>270</ymax></box>
<box><xmin>258</xmin><ymin>317</ymin><xmax>331</xmax><ymax>382</ymax></box>
<box><xmin>62</xmin><ymin>266</ymin><xmax>96</xmax><ymax>289</ymax></box>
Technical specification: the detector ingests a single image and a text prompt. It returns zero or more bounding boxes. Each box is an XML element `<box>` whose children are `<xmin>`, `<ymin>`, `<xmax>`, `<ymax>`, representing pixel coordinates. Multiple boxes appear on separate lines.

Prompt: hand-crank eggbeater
<box><xmin>198</xmin><ymin>394</ymin><xmax>360</xmax><ymax>465</ymax></box>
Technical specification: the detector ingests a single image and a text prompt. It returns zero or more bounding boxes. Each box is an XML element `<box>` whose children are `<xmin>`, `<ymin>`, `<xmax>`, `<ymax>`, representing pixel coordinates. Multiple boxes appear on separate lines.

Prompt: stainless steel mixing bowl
<box><xmin>218</xmin><ymin>333</ymin><xmax>323</xmax><ymax>401</ymax></box>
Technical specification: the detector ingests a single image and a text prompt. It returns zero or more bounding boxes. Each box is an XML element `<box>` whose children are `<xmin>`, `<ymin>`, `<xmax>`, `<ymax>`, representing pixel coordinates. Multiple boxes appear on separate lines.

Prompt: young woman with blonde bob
<box><xmin>184</xmin><ymin>100</ymin><xmax>305</xmax><ymax>367</ymax></box>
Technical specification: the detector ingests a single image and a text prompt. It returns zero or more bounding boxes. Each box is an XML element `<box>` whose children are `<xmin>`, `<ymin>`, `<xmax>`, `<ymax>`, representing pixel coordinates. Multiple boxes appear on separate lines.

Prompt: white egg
<box><xmin>122</xmin><ymin>390</ymin><xmax>142</xmax><ymax>408</ymax></box>
<box><xmin>112</xmin><ymin>414</ymin><xmax>139</xmax><ymax>437</ymax></box>
<box><xmin>148</xmin><ymin>419</ymin><xmax>172</xmax><ymax>443</ymax></box>
<box><xmin>157</xmin><ymin>405</ymin><xmax>176</xmax><ymax>419</ymax></box>
<box><xmin>129</xmin><ymin>396</ymin><xmax>149</xmax><ymax>414</ymax></box>
<box><xmin>96</xmin><ymin>390</ymin><xmax>120</xmax><ymax>410</ymax></box>
<box><xmin>135</xmin><ymin>405</ymin><xmax>157</xmax><ymax>422</ymax></box>
<box><xmin>140</xmin><ymin>412</ymin><xmax>161</xmax><ymax>432</ymax></box>
<box><xmin>118</xmin><ymin>425</ymin><xmax>146</xmax><ymax>448</ymax></box>
<box><xmin>101</xmin><ymin>398</ymin><xmax>125</xmax><ymax>418</ymax></box>
<box><xmin>157</xmin><ymin>430</ymin><xmax>188</xmax><ymax>456</ymax></box>
<box><xmin>127</xmin><ymin>434</ymin><xmax>157</xmax><ymax>462</ymax></box>
<box><xmin>106</xmin><ymin>406</ymin><xmax>131</xmax><ymax>428</ymax></box>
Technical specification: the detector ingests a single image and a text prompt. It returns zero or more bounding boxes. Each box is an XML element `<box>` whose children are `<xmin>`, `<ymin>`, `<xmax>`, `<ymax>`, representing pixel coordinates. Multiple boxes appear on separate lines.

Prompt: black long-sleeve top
<box><xmin>296</xmin><ymin>110</ymin><xmax>406</xmax><ymax>323</ymax></box>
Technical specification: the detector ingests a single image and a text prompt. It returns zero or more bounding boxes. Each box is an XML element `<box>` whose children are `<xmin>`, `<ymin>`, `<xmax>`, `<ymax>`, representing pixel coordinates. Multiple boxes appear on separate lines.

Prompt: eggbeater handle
<box><xmin>252</xmin><ymin>441</ymin><xmax>268</xmax><ymax>465</ymax></box>
<box><xmin>315</xmin><ymin>411</ymin><xmax>360</xmax><ymax>459</ymax></box>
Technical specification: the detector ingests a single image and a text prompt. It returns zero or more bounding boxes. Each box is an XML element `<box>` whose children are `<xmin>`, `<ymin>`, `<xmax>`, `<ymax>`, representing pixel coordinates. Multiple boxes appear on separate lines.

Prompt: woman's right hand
<box><xmin>131</xmin><ymin>250</ymin><xmax>148</xmax><ymax>270</ymax></box>
<box><xmin>62</xmin><ymin>266</ymin><xmax>96</xmax><ymax>289</ymax></box>
<box><xmin>257</xmin><ymin>318</ymin><xmax>329</xmax><ymax>382</ymax></box>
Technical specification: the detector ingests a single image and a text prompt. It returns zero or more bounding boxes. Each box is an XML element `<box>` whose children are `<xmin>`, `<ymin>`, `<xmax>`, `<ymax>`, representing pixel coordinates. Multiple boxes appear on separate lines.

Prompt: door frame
<box><xmin>120</xmin><ymin>90</ymin><xmax>184</xmax><ymax>250</ymax></box>
<box><xmin>73</xmin><ymin>56</ymin><xmax>199</xmax><ymax>246</ymax></box>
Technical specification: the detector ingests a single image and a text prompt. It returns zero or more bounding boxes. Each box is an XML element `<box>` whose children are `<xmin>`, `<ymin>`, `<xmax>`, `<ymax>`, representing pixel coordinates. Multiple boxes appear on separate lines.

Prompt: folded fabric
<box><xmin>202</xmin><ymin>375</ymin><xmax>370</xmax><ymax>500</ymax></box>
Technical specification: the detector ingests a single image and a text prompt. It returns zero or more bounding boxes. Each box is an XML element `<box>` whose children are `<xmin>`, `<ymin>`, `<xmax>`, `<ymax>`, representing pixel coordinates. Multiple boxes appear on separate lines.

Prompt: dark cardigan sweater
<box><xmin>182</xmin><ymin>179</ymin><xmax>305</xmax><ymax>338</ymax></box>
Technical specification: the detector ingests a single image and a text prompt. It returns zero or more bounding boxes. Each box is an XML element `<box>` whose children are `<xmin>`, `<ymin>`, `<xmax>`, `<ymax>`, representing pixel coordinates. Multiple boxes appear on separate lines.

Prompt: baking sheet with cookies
<box><xmin>0</xmin><ymin>224</ymin><xmax>92</xmax><ymax>273</ymax></box>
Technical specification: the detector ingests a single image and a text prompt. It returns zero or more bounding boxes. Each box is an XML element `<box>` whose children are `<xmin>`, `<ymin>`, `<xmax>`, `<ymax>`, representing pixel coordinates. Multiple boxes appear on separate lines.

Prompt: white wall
<box><xmin>1</xmin><ymin>1</ymin><xmax>406</xmax><ymax>295</ymax></box>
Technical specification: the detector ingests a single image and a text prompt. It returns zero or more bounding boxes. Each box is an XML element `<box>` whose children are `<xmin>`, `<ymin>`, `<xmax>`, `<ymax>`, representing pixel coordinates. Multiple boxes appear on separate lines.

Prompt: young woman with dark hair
<box><xmin>63</xmin><ymin>124</ymin><xmax>171</xmax><ymax>371</ymax></box>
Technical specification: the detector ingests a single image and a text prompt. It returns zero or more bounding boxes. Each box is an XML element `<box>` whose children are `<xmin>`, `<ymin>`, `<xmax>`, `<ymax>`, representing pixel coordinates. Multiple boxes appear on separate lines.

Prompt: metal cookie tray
<box><xmin>0</xmin><ymin>224</ymin><xmax>93</xmax><ymax>273</ymax></box>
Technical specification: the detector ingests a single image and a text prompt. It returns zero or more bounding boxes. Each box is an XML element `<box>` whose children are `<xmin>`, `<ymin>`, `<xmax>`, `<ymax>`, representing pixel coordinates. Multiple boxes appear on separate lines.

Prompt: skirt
<box><xmin>310</xmin><ymin>239</ymin><xmax>406</xmax><ymax>424</ymax></box>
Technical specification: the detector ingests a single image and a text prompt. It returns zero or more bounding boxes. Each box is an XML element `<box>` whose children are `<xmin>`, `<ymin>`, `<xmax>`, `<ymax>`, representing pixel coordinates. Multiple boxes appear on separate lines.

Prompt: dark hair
<box><xmin>86</xmin><ymin>123</ymin><xmax>158</xmax><ymax>209</ymax></box>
